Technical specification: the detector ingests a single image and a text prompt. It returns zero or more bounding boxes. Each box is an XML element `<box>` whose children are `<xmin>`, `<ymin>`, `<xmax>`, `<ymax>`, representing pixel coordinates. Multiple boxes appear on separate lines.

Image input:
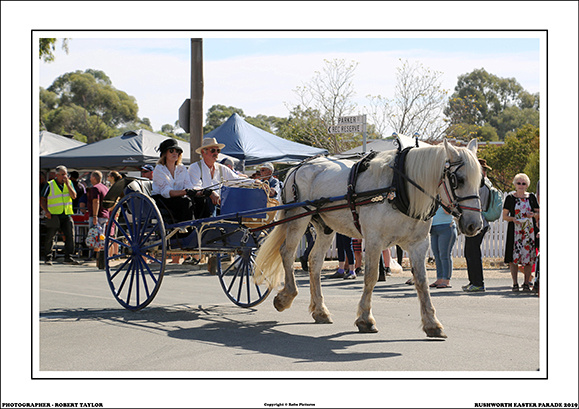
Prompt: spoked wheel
<box><xmin>104</xmin><ymin>192</ymin><xmax>167</xmax><ymax>311</ymax></box>
<box><xmin>217</xmin><ymin>248</ymin><xmax>270</xmax><ymax>308</ymax></box>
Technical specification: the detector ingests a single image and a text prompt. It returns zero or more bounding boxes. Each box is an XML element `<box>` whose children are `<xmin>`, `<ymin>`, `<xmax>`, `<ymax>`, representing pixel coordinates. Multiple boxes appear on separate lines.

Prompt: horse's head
<box><xmin>440</xmin><ymin>139</ymin><xmax>483</xmax><ymax>237</ymax></box>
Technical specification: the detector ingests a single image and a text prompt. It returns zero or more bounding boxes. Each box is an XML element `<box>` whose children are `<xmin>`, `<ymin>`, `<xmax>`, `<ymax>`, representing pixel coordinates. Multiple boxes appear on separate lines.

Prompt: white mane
<box><xmin>368</xmin><ymin>146</ymin><xmax>445</xmax><ymax>220</ymax></box>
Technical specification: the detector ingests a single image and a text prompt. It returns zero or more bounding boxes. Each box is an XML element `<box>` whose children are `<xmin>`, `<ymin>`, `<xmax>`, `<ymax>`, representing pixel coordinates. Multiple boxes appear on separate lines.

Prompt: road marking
<box><xmin>40</xmin><ymin>288</ymin><xmax>112</xmax><ymax>300</ymax></box>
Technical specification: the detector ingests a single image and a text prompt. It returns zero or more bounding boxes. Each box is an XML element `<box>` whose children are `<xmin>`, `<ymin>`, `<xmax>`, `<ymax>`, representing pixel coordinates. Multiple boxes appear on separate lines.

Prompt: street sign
<box><xmin>337</xmin><ymin>115</ymin><xmax>366</xmax><ymax>125</ymax></box>
<box><xmin>178</xmin><ymin>99</ymin><xmax>190</xmax><ymax>133</ymax></box>
<box><xmin>328</xmin><ymin>123</ymin><xmax>366</xmax><ymax>134</ymax></box>
<box><xmin>328</xmin><ymin>114</ymin><xmax>367</xmax><ymax>134</ymax></box>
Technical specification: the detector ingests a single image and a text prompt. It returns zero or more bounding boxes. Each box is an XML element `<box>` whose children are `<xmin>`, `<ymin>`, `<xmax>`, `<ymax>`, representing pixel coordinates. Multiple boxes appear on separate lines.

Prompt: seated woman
<box><xmin>151</xmin><ymin>138</ymin><xmax>195</xmax><ymax>224</ymax></box>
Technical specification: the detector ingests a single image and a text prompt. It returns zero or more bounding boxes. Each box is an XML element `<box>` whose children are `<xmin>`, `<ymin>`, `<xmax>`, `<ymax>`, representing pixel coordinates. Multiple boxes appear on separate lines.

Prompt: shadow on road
<box><xmin>39</xmin><ymin>304</ymin><xmax>448</xmax><ymax>363</ymax></box>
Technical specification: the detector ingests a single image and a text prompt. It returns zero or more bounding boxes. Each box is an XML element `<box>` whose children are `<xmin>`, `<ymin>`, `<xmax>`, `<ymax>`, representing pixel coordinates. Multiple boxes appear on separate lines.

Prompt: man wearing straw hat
<box><xmin>188</xmin><ymin>137</ymin><xmax>245</xmax><ymax>218</ymax></box>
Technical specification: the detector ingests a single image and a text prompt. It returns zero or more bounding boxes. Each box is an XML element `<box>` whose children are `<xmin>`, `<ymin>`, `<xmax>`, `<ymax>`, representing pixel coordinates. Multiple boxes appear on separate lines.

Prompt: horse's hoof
<box><xmin>356</xmin><ymin>321</ymin><xmax>378</xmax><ymax>333</ymax></box>
<box><xmin>313</xmin><ymin>313</ymin><xmax>333</xmax><ymax>324</ymax></box>
<box><xmin>425</xmin><ymin>327</ymin><xmax>447</xmax><ymax>338</ymax></box>
<box><xmin>273</xmin><ymin>296</ymin><xmax>287</xmax><ymax>312</ymax></box>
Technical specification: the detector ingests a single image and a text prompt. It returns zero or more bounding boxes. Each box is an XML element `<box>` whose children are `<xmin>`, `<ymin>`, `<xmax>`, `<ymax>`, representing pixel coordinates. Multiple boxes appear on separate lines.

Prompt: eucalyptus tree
<box><xmin>444</xmin><ymin>68</ymin><xmax>539</xmax><ymax>140</ymax></box>
<box><xmin>41</xmin><ymin>69</ymin><xmax>140</xmax><ymax>142</ymax></box>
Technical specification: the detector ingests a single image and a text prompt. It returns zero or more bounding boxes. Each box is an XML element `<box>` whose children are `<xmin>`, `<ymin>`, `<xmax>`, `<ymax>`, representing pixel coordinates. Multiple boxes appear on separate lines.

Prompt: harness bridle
<box><xmin>438</xmin><ymin>160</ymin><xmax>482</xmax><ymax>218</ymax></box>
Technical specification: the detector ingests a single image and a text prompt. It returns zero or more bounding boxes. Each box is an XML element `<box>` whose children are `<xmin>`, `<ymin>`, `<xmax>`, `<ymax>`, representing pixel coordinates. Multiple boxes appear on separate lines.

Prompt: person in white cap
<box><xmin>188</xmin><ymin>137</ymin><xmax>245</xmax><ymax>218</ymax></box>
<box><xmin>259</xmin><ymin>162</ymin><xmax>282</xmax><ymax>200</ymax></box>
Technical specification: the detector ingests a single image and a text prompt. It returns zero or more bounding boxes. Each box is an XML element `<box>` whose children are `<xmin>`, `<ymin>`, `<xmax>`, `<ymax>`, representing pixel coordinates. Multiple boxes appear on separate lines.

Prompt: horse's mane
<box><xmin>457</xmin><ymin>146</ymin><xmax>483</xmax><ymax>192</ymax></box>
<box><xmin>368</xmin><ymin>144</ymin><xmax>480</xmax><ymax>220</ymax></box>
<box><xmin>405</xmin><ymin>146</ymin><xmax>447</xmax><ymax>219</ymax></box>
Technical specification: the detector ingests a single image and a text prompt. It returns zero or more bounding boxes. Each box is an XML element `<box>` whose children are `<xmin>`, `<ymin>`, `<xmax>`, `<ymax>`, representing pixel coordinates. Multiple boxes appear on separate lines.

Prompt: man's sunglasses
<box><xmin>206</xmin><ymin>148</ymin><xmax>220</xmax><ymax>153</ymax></box>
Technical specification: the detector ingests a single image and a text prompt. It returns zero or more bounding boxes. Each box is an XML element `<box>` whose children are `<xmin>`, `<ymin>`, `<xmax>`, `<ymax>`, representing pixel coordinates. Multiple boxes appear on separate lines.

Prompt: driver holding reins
<box><xmin>188</xmin><ymin>137</ymin><xmax>247</xmax><ymax>218</ymax></box>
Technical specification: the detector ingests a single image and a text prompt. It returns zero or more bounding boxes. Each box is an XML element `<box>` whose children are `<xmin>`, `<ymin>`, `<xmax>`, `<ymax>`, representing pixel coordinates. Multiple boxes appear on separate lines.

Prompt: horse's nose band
<box><xmin>439</xmin><ymin>160</ymin><xmax>482</xmax><ymax>217</ymax></box>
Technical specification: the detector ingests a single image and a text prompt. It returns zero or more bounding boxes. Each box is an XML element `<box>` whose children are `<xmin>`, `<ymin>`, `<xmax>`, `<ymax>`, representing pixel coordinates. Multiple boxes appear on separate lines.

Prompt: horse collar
<box><xmin>388</xmin><ymin>147</ymin><xmax>438</xmax><ymax>221</ymax></box>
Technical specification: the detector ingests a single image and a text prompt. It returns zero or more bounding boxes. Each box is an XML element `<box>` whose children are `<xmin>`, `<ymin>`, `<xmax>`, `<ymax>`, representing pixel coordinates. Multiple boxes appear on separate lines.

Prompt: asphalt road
<box><xmin>37</xmin><ymin>260</ymin><xmax>541</xmax><ymax>375</ymax></box>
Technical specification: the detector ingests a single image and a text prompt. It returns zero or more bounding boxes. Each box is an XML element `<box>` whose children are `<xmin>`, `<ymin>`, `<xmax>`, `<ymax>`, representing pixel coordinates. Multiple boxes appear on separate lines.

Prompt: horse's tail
<box><xmin>254</xmin><ymin>213</ymin><xmax>287</xmax><ymax>289</ymax></box>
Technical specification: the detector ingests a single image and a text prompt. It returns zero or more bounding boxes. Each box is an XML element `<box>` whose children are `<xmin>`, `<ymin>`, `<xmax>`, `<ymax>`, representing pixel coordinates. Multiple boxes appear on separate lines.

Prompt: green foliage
<box><xmin>203</xmin><ymin>105</ymin><xmax>245</xmax><ymax>134</ymax></box>
<box><xmin>478</xmin><ymin>124</ymin><xmax>539</xmax><ymax>192</ymax></box>
<box><xmin>276</xmin><ymin>105</ymin><xmax>360</xmax><ymax>154</ymax></box>
<box><xmin>41</xmin><ymin>69</ymin><xmax>141</xmax><ymax>143</ymax></box>
<box><xmin>245</xmin><ymin>114</ymin><xmax>285</xmax><ymax>134</ymax></box>
<box><xmin>39</xmin><ymin>38</ymin><xmax>70</xmax><ymax>62</ymax></box>
<box><xmin>445</xmin><ymin>123</ymin><xmax>498</xmax><ymax>142</ymax></box>
<box><xmin>202</xmin><ymin>104</ymin><xmax>286</xmax><ymax>135</ymax></box>
<box><xmin>523</xmin><ymin>150</ymin><xmax>540</xmax><ymax>193</ymax></box>
<box><xmin>444</xmin><ymin>68</ymin><xmax>539</xmax><ymax>140</ymax></box>
<box><xmin>117</xmin><ymin>118</ymin><xmax>154</xmax><ymax>135</ymax></box>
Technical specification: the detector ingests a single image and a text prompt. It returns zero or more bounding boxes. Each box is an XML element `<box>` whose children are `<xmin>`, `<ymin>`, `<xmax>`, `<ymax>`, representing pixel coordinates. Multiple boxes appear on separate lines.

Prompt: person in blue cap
<box><xmin>140</xmin><ymin>164</ymin><xmax>154</xmax><ymax>180</ymax></box>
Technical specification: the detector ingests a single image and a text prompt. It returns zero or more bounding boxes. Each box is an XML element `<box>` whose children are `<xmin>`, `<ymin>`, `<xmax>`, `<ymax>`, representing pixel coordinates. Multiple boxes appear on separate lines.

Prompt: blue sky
<box><xmin>38</xmin><ymin>35</ymin><xmax>541</xmax><ymax>132</ymax></box>
<box><xmin>56</xmin><ymin>37</ymin><xmax>540</xmax><ymax>60</ymax></box>
<box><xmin>202</xmin><ymin>37</ymin><xmax>540</xmax><ymax>59</ymax></box>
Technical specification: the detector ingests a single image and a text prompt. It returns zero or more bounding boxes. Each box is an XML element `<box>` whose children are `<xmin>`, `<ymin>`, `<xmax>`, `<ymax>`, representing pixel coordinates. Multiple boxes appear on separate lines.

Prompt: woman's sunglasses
<box><xmin>168</xmin><ymin>148</ymin><xmax>182</xmax><ymax>154</ymax></box>
<box><xmin>516</xmin><ymin>182</ymin><xmax>527</xmax><ymax>185</ymax></box>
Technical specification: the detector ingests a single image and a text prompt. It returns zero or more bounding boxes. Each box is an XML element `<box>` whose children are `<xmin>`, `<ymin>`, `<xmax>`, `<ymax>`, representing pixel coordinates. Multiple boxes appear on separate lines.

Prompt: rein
<box><xmin>249</xmin><ymin>148</ymin><xmax>481</xmax><ymax>235</ymax></box>
<box><xmin>249</xmin><ymin>186</ymin><xmax>393</xmax><ymax>233</ymax></box>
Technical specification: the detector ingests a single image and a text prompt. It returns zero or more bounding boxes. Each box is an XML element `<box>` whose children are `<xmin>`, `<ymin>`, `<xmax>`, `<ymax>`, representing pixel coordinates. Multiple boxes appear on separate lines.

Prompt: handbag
<box><xmin>86</xmin><ymin>225</ymin><xmax>106</xmax><ymax>251</ymax></box>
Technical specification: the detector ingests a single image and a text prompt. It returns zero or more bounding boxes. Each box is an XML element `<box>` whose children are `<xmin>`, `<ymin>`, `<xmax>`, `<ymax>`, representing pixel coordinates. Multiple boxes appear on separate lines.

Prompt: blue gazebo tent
<box><xmin>204</xmin><ymin>113</ymin><xmax>328</xmax><ymax>166</ymax></box>
<box><xmin>40</xmin><ymin>129</ymin><xmax>238</xmax><ymax>171</ymax></box>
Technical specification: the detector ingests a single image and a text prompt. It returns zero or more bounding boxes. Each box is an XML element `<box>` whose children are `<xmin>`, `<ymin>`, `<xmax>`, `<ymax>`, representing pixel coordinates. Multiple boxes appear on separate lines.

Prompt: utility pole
<box><xmin>190</xmin><ymin>38</ymin><xmax>203</xmax><ymax>162</ymax></box>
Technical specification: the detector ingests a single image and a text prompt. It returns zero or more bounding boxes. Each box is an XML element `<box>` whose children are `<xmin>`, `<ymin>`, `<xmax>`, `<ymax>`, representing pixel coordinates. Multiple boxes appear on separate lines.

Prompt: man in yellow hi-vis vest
<box><xmin>40</xmin><ymin>165</ymin><xmax>79</xmax><ymax>265</ymax></box>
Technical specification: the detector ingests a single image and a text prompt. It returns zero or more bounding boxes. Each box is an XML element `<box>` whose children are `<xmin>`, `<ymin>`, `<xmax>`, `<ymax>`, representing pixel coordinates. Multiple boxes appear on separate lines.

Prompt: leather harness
<box><xmin>253</xmin><ymin>146</ymin><xmax>479</xmax><ymax>235</ymax></box>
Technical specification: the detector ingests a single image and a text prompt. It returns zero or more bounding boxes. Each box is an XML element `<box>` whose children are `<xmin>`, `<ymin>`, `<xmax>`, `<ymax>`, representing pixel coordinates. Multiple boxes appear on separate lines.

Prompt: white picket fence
<box><xmin>296</xmin><ymin>219</ymin><xmax>508</xmax><ymax>260</ymax></box>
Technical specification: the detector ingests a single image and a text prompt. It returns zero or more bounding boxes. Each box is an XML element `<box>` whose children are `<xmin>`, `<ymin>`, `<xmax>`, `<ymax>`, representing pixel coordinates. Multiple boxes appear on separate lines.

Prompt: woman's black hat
<box><xmin>158</xmin><ymin>139</ymin><xmax>183</xmax><ymax>156</ymax></box>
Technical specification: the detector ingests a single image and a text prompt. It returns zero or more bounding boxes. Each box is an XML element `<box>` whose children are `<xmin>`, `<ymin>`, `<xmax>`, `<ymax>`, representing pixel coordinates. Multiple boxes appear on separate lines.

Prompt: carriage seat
<box><xmin>124</xmin><ymin>179</ymin><xmax>153</xmax><ymax>197</ymax></box>
<box><xmin>123</xmin><ymin>179</ymin><xmax>179</xmax><ymax>223</ymax></box>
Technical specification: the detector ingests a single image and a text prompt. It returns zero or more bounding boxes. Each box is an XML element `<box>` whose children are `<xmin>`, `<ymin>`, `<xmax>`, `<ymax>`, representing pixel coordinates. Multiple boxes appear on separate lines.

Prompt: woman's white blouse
<box><xmin>152</xmin><ymin>163</ymin><xmax>194</xmax><ymax>198</ymax></box>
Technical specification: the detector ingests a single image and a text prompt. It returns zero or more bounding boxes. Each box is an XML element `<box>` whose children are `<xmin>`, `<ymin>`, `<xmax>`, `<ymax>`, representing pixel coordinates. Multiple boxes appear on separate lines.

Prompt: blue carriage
<box><xmin>103</xmin><ymin>179</ymin><xmax>277</xmax><ymax>311</ymax></box>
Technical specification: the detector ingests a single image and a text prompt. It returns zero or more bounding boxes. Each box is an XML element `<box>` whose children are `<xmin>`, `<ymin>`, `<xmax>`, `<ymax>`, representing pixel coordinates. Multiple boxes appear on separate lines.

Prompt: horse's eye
<box><xmin>455</xmin><ymin>176</ymin><xmax>465</xmax><ymax>186</ymax></box>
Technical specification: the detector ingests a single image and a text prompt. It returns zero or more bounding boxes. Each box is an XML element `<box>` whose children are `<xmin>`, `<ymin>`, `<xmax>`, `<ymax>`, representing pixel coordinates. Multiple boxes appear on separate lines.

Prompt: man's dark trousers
<box><xmin>464</xmin><ymin>225</ymin><xmax>489</xmax><ymax>287</ymax></box>
<box><xmin>44</xmin><ymin>214</ymin><xmax>75</xmax><ymax>261</ymax></box>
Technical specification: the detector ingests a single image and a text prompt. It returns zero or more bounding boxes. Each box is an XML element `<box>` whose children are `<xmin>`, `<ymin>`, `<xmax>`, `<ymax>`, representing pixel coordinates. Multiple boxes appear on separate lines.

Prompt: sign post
<box><xmin>190</xmin><ymin>38</ymin><xmax>203</xmax><ymax>162</ymax></box>
<box><xmin>328</xmin><ymin>115</ymin><xmax>367</xmax><ymax>152</ymax></box>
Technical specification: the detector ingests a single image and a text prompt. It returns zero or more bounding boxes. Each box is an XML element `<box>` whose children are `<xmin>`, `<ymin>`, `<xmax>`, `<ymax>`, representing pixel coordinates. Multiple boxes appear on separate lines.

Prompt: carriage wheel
<box><xmin>104</xmin><ymin>192</ymin><xmax>167</xmax><ymax>311</ymax></box>
<box><xmin>217</xmin><ymin>248</ymin><xmax>270</xmax><ymax>308</ymax></box>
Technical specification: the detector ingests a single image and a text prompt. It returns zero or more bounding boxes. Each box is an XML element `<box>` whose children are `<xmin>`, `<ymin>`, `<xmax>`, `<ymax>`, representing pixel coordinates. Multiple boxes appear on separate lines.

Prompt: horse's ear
<box><xmin>467</xmin><ymin>139</ymin><xmax>478</xmax><ymax>156</ymax></box>
<box><xmin>443</xmin><ymin>138</ymin><xmax>459</xmax><ymax>160</ymax></box>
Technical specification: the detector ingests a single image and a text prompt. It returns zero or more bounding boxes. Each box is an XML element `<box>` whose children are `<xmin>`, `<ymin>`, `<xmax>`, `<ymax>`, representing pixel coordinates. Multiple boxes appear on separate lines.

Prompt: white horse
<box><xmin>254</xmin><ymin>139</ymin><xmax>482</xmax><ymax>338</ymax></box>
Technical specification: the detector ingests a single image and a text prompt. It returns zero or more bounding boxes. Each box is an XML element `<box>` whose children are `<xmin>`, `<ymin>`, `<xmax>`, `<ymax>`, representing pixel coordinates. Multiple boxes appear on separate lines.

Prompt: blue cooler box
<box><xmin>220</xmin><ymin>186</ymin><xmax>268</xmax><ymax>218</ymax></box>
